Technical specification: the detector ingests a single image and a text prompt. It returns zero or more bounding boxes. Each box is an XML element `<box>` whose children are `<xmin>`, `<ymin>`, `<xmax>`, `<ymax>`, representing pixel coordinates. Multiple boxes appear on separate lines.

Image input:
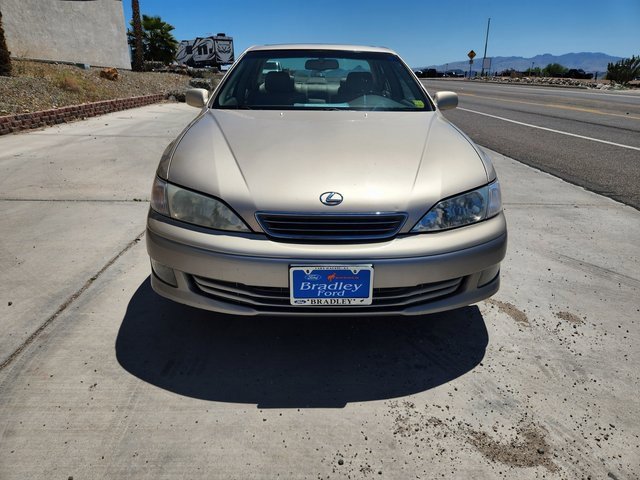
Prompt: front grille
<box><xmin>255</xmin><ymin>213</ymin><xmax>407</xmax><ymax>241</ymax></box>
<box><xmin>191</xmin><ymin>275</ymin><xmax>463</xmax><ymax>312</ymax></box>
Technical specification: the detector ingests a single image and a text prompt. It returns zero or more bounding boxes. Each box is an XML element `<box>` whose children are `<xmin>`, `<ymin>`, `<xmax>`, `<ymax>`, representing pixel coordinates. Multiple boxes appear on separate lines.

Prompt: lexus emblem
<box><xmin>320</xmin><ymin>192</ymin><xmax>343</xmax><ymax>206</ymax></box>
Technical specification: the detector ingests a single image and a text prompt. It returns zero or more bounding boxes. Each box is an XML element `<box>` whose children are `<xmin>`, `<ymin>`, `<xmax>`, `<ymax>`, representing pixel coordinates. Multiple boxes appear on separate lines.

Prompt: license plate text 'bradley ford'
<box><xmin>289</xmin><ymin>266</ymin><xmax>374</xmax><ymax>306</ymax></box>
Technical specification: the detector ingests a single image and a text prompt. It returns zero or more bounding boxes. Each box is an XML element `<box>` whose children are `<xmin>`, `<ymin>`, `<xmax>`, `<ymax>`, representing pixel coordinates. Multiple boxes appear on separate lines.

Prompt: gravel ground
<box><xmin>471</xmin><ymin>76</ymin><xmax>638</xmax><ymax>90</ymax></box>
<box><xmin>0</xmin><ymin>60</ymin><xmax>191</xmax><ymax>115</ymax></box>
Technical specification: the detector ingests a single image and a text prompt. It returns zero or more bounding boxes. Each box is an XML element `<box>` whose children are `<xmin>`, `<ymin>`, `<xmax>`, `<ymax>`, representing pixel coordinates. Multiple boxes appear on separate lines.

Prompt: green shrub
<box><xmin>542</xmin><ymin>63</ymin><xmax>568</xmax><ymax>77</ymax></box>
<box><xmin>607</xmin><ymin>56</ymin><xmax>640</xmax><ymax>85</ymax></box>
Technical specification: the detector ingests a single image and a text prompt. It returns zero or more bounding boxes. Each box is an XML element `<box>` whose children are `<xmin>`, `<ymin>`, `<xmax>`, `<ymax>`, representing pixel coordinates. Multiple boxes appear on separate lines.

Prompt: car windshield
<box><xmin>212</xmin><ymin>49</ymin><xmax>433</xmax><ymax>112</ymax></box>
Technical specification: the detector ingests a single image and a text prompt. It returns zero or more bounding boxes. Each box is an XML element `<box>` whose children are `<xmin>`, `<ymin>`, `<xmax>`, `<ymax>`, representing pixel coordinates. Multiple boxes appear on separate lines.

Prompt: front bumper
<box><xmin>146</xmin><ymin>211</ymin><xmax>507</xmax><ymax>316</ymax></box>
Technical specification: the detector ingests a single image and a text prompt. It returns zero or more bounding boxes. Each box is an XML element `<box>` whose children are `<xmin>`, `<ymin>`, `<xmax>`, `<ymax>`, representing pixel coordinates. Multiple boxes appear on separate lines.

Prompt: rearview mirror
<box><xmin>186</xmin><ymin>88</ymin><xmax>209</xmax><ymax>109</ymax></box>
<box><xmin>305</xmin><ymin>59</ymin><xmax>339</xmax><ymax>71</ymax></box>
<box><xmin>433</xmin><ymin>91</ymin><xmax>458</xmax><ymax>110</ymax></box>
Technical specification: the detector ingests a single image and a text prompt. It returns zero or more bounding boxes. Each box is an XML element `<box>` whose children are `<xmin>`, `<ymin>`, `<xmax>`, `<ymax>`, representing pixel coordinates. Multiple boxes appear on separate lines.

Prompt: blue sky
<box><xmin>123</xmin><ymin>0</ymin><xmax>639</xmax><ymax>67</ymax></box>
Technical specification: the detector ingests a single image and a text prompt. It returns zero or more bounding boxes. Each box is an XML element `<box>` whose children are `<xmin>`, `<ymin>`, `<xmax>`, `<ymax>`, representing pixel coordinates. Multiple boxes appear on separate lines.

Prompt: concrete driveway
<box><xmin>1</xmin><ymin>103</ymin><xmax>638</xmax><ymax>479</ymax></box>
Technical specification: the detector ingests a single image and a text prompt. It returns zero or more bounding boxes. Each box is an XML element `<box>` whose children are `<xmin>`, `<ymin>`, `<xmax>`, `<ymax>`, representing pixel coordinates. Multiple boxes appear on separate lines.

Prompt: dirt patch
<box><xmin>0</xmin><ymin>60</ymin><xmax>191</xmax><ymax>116</ymax></box>
<box><xmin>555</xmin><ymin>311</ymin><xmax>584</xmax><ymax>324</ymax></box>
<box><xmin>466</xmin><ymin>423</ymin><xmax>558</xmax><ymax>472</ymax></box>
<box><xmin>386</xmin><ymin>400</ymin><xmax>560</xmax><ymax>474</ymax></box>
<box><xmin>486</xmin><ymin>299</ymin><xmax>530</xmax><ymax>327</ymax></box>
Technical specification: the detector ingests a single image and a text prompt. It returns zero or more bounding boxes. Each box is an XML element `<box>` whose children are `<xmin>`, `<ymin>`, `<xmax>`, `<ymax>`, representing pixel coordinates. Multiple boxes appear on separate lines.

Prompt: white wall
<box><xmin>0</xmin><ymin>0</ymin><xmax>131</xmax><ymax>69</ymax></box>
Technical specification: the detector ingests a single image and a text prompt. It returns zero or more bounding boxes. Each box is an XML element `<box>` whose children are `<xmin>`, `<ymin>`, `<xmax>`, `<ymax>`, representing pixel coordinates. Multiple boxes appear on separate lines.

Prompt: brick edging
<box><xmin>0</xmin><ymin>94</ymin><xmax>166</xmax><ymax>136</ymax></box>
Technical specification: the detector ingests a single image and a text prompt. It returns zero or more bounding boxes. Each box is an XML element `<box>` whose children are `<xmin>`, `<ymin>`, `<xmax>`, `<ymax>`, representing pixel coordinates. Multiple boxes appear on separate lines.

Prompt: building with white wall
<box><xmin>0</xmin><ymin>0</ymin><xmax>130</xmax><ymax>69</ymax></box>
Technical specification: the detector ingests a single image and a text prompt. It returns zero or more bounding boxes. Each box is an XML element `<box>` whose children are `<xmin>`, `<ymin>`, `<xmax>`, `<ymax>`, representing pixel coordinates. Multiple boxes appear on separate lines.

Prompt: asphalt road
<box><xmin>1</xmin><ymin>104</ymin><xmax>639</xmax><ymax>479</ymax></box>
<box><xmin>421</xmin><ymin>79</ymin><xmax>640</xmax><ymax>209</ymax></box>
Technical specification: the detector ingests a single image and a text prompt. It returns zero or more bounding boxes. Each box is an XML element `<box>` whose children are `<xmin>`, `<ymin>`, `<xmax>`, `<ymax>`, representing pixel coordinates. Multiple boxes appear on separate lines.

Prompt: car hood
<box><xmin>165</xmin><ymin>109</ymin><xmax>489</xmax><ymax>232</ymax></box>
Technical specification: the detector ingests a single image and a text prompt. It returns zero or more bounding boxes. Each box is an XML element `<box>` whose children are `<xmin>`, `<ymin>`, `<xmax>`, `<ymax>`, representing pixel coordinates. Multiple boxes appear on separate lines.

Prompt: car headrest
<box><xmin>265</xmin><ymin>71</ymin><xmax>294</xmax><ymax>93</ymax></box>
<box><xmin>345</xmin><ymin>72</ymin><xmax>373</xmax><ymax>93</ymax></box>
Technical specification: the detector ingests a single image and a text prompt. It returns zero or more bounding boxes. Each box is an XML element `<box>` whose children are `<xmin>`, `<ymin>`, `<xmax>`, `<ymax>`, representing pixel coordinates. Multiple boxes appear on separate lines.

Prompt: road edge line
<box><xmin>458</xmin><ymin>107</ymin><xmax>640</xmax><ymax>152</ymax></box>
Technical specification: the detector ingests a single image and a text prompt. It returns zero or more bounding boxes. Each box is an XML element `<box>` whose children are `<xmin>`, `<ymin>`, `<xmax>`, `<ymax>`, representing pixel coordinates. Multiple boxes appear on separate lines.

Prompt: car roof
<box><xmin>245</xmin><ymin>44</ymin><xmax>397</xmax><ymax>55</ymax></box>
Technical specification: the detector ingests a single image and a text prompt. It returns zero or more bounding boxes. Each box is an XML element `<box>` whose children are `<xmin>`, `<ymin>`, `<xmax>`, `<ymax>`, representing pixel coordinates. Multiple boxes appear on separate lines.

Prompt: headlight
<box><xmin>150</xmin><ymin>177</ymin><xmax>250</xmax><ymax>232</ymax></box>
<box><xmin>411</xmin><ymin>181</ymin><xmax>502</xmax><ymax>233</ymax></box>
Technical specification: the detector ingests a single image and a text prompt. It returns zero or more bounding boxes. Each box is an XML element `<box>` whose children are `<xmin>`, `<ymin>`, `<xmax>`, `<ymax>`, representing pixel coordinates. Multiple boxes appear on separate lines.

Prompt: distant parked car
<box><xmin>424</xmin><ymin>68</ymin><xmax>438</xmax><ymax>78</ymax></box>
<box><xmin>565</xmin><ymin>69</ymin><xmax>593</xmax><ymax>80</ymax></box>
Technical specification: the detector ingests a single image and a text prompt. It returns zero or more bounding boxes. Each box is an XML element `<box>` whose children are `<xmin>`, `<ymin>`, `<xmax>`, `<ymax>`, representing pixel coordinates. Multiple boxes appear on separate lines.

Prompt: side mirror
<box><xmin>433</xmin><ymin>91</ymin><xmax>458</xmax><ymax>110</ymax></box>
<box><xmin>185</xmin><ymin>88</ymin><xmax>209</xmax><ymax>109</ymax></box>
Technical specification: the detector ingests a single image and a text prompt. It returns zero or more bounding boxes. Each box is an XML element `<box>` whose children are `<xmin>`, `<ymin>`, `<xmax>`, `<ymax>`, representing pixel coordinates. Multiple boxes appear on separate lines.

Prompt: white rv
<box><xmin>176</xmin><ymin>34</ymin><xmax>234</xmax><ymax>68</ymax></box>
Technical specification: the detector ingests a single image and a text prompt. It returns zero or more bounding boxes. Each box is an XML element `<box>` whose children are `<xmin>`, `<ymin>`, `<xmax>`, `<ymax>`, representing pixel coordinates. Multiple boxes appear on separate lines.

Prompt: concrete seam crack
<box><xmin>0</xmin><ymin>230</ymin><xmax>146</xmax><ymax>372</ymax></box>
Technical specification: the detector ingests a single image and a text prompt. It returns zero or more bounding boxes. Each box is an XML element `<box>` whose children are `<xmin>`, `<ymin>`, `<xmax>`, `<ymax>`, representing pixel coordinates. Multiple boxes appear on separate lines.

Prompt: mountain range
<box><xmin>420</xmin><ymin>52</ymin><xmax>623</xmax><ymax>74</ymax></box>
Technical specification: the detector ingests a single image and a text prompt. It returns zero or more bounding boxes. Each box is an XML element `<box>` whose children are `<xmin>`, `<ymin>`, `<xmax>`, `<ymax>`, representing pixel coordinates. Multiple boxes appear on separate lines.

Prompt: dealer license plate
<box><xmin>289</xmin><ymin>265</ymin><xmax>373</xmax><ymax>306</ymax></box>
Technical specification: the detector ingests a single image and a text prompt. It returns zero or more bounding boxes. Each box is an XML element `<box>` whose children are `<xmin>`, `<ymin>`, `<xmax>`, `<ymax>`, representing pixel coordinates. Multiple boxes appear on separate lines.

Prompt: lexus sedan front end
<box><xmin>146</xmin><ymin>44</ymin><xmax>507</xmax><ymax>315</ymax></box>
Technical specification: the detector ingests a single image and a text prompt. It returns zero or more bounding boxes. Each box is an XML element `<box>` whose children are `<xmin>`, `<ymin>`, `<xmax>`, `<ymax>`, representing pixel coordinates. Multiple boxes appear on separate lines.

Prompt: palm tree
<box><xmin>128</xmin><ymin>14</ymin><xmax>178</xmax><ymax>65</ymax></box>
<box><xmin>131</xmin><ymin>0</ymin><xmax>144</xmax><ymax>71</ymax></box>
<box><xmin>141</xmin><ymin>15</ymin><xmax>178</xmax><ymax>63</ymax></box>
<box><xmin>0</xmin><ymin>9</ymin><xmax>12</xmax><ymax>76</ymax></box>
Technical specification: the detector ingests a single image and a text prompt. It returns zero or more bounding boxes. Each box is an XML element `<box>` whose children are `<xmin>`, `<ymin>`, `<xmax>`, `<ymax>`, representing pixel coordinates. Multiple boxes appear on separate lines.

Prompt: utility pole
<box><xmin>480</xmin><ymin>18</ymin><xmax>491</xmax><ymax>77</ymax></box>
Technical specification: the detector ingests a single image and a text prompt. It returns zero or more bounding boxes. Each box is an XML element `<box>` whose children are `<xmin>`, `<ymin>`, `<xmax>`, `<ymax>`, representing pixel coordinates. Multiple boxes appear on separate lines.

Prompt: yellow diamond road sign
<box><xmin>468</xmin><ymin>50</ymin><xmax>476</xmax><ymax>60</ymax></box>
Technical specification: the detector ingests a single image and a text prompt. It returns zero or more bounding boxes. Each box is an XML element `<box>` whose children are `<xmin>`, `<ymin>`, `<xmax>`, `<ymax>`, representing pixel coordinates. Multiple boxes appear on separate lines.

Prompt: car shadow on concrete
<box><xmin>115</xmin><ymin>278</ymin><xmax>488</xmax><ymax>408</ymax></box>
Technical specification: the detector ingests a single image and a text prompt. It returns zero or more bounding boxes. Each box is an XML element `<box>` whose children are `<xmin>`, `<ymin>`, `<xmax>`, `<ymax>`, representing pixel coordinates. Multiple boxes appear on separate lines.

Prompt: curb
<box><xmin>0</xmin><ymin>94</ymin><xmax>166</xmax><ymax>136</ymax></box>
<box><xmin>473</xmin><ymin>80</ymin><xmax>590</xmax><ymax>90</ymax></box>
